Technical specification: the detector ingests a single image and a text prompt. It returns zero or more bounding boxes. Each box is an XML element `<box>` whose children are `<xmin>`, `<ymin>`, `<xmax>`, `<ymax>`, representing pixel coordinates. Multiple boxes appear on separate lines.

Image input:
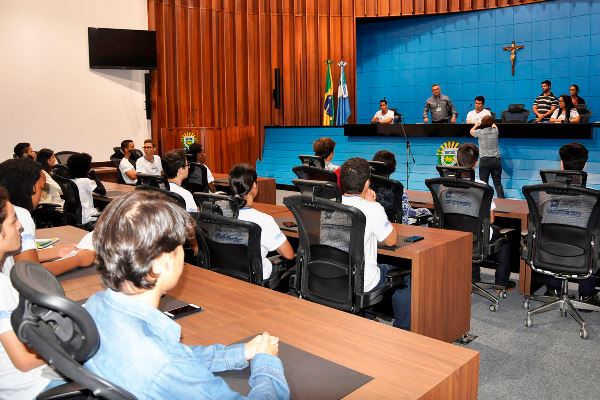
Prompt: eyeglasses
<box><xmin>142</xmin><ymin>146</ymin><xmax>154</xmax><ymax>150</ymax></box>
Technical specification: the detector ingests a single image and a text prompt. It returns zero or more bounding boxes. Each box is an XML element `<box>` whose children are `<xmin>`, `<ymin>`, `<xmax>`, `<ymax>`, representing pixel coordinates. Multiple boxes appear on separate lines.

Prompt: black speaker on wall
<box><xmin>144</xmin><ymin>72</ymin><xmax>152</xmax><ymax>120</ymax></box>
<box><xmin>273</xmin><ymin>68</ymin><xmax>282</xmax><ymax>109</ymax></box>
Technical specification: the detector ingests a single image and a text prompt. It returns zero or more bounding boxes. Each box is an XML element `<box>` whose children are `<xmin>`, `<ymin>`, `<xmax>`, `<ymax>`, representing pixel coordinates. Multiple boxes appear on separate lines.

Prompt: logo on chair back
<box><xmin>181</xmin><ymin>132</ymin><xmax>197</xmax><ymax>150</ymax></box>
<box><xmin>436</xmin><ymin>141</ymin><xmax>460</xmax><ymax>166</ymax></box>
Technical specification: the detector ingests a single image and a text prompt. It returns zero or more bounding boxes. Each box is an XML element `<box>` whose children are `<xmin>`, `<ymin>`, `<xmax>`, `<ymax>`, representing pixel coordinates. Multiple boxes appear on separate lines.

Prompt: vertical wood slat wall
<box><xmin>148</xmin><ymin>0</ymin><xmax>548</xmax><ymax>172</ymax></box>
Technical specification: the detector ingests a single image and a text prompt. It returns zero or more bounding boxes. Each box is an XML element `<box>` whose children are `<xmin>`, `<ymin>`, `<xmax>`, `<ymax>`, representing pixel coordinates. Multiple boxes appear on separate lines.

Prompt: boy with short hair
<box><xmin>136</xmin><ymin>139</ymin><xmax>162</xmax><ymax>175</ymax></box>
<box><xmin>161</xmin><ymin>149</ymin><xmax>198</xmax><ymax>212</ymax></box>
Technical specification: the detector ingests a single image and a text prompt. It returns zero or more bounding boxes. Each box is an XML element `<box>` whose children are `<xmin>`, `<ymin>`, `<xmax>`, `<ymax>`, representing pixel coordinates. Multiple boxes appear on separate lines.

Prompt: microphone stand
<box><xmin>397</xmin><ymin>114</ymin><xmax>415</xmax><ymax>189</ymax></box>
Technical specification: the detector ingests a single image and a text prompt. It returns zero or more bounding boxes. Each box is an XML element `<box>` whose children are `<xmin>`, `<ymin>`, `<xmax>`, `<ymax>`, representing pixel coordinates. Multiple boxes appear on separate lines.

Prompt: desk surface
<box><xmin>42</xmin><ymin>226</ymin><xmax>478</xmax><ymax>400</ymax></box>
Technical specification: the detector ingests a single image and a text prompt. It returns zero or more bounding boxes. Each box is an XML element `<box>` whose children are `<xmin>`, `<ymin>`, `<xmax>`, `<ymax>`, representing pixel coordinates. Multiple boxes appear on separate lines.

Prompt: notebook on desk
<box><xmin>217</xmin><ymin>336</ymin><xmax>373</xmax><ymax>399</ymax></box>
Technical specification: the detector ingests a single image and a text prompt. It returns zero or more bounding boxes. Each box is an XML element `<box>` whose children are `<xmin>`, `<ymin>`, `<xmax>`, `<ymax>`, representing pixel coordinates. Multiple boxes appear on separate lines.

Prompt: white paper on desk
<box><xmin>77</xmin><ymin>232</ymin><xmax>94</xmax><ymax>250</ymax></box>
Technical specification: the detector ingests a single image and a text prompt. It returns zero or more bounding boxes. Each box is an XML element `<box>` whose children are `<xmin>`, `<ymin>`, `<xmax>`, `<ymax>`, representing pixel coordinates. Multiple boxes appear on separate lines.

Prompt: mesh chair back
<box><xmin>283</xmin><ymin>195</ymin><xmax>366</xmax><ymax>312</ymax></box>
<box><xmin>369</xmin><ymin>175</ymin><xmax>404</xmax><ymax>223</ymax></box>
<box><xmin>51</xmin><ymin>164</ymin><xmax>70</xmax><ymax>179</ymax></box>
<box><xmin>54</xmin><ymin>151</ymin><xmax>79</xmax><ymax>165</ymax></box>
<box><xmin>136</xmin><ymin>174</ymin><xmax>169</xmax><ymax>190</ymax></box>
<box><xmin>135</xmin><ymin>186</ymin><xmax>186</xmax><ymax>209</ymax></box>
<box><xmin>292</xmin><ymin>165</ymin><xmax>337</xmax><ymax>183</ymax></box>
<box><xmin>52</xmin><ymin>174</ymin><xmax>83</xmax><ymax>226</ymax></box>
<box><xmin>110</xmin><ymin>148</ymin><xmax>125</xmax><ymax>184</ymax></box>
<box><xmin>426</xmin><ymin>177</ymin><xmax>494</xmax><ymax>259</ymax></box>
<box><xmin>298</xmin><ymin>155</ymin><xmax>325</xmax><ymax>169</ymax></box>
<box><xmin>194</xmin><ymin>211</ymin><xmax>264</xmax><ymax>283</ymax></box>
<box><xmin>292</xmin><ymin>179</ymin><xmax>341</xmax><ymax>202</ymax></box>
<box><xmin>501</xmin><ymin>104</ymin><xmax>530</xmax><ymax>123</ymax></box>
<box><xmin>368</xmin><ymin>161</ymin><xmax>393</xmax><ymax>178</ymax></box>
<box><xmin>193</xmin><ymin>192</ymin><xmax>240</xmax><ymax>218</ymax></box>
<box><xmin>540</xmin><ymin>170</ymin><xmax>587</xmax><ymax>186</ymax></box>
<box><xmin>523</xmin><ymin>183</ymin><xmax>600</xmax><ymax>276</ymax></box>
<box><xmin>436</xmin><ymin>165</ymin><xmax>475</xmax><ymax>180</ymax></box>
<box><xmin>10</xmin><ymin>262</ymin><xmax>135</xmax><ymax>400</ymax></box>
<box><xmin>184</xmin><ymin>162</ymin><xmax>209</xmax><ymax>193</ymax></box>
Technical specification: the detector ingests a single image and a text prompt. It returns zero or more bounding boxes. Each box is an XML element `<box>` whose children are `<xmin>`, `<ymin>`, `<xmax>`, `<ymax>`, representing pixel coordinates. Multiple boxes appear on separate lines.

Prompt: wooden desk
<box><xmin>406</xmin><ymin>190</ymin><xmax>534</xmax><ymax>295</ymax></box>
<box><xmin>44</xmin><ymin>226</ymin><xmax>478</xmax><ymax>399</ymax></box>
<box><xmin>213</xmin><ymin>172</ymin><xmax>276</xmax><ymax>204</ymax></box>
<box><xmin>92</xmin><ymin>166</ymin><xmax>119</xmax><ymax>183</ymax></box>
<box><xmin>265</xmin><ymin>204</ymin><xmax>472</xmax><ymax>343</ymax></box>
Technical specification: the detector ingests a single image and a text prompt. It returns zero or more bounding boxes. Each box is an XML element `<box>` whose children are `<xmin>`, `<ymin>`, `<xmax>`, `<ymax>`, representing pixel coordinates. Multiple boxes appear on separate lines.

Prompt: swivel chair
<box><xmin>193</xmin><ymin>192</ymin><xmax>240</xmax><ymax>218</ymax></box>
<box><xmin>10</xmin><ymin>261</ymin><xmax>136</xmax><ymax>400</ymax></box>
<box><xmin>368</xmin><ymin>161</ymin><xmax>393</xmax><ymax>178</ymax></box>
<box><xmin>109</xmin><ymin>148</ymin><xmax>126</xmax><ymax>184</ymax></box>
<box><xmin>540</xmin><ymin>169</ymin><xmax>587</xmax><ymax>186</ymax></box>
<box><xmin>501</xmin><ymin>104</ymin><xmax>530</xmax><ymax>123</ymax></box>
<box><xmin>575</xmin><ymin>104</ymin><xmax>592</xmax><ymax>124</ymax></box>
<box><xmin>183</xmin><ymin>162</ymin><xmax>209</xmax><ymax>194</ymax></box>
<box><xmin>436</xmin><ymin>165</ymin><xmax>476</xmax><ymax>180</ymax></box>
<box><xmin>298</xmin><ymin>155</ymin><xmax>325</xmax><ymax>169</ymax></box>
<box><xmin>135</xmin><ymin>173</ymin><xmax>169</xmax><ymax>190</ymax></box>
<box><xmin>283</xmin><ymin>195</ymin><xmax>405</xmax><ymax>314</ymax></box>
<box><xmin>292</xmin><ymin>165</ymin><xmax>337</xmax><ymax>183</ymax></box>
<box><xmin>52</xmin><ymin>164</ymin><xmax>70</xmax><ymax>179</ymax></box>
<box><xmin>292</xmin><ymin>179</ymin><xmax>341</xmax><ymax>202</ymax></box>
<box><xmin>521</xmin><ymin>183</ymin><xmax>600</xmax><ymax>339</ymax></box>
<box><xmin>134</xmin><ymin>185</ymin><xmax>186</xmax><ymax>210</ymax></box>
<box><xmin>426</xmin><ymin>170</ymin><xmax>513</xmax><ymax>311</ymax></box>
<box><xmin>51</xmin><ymin>174</ymin><xmax>86</xmax><ymax>229</ymax></box>
<box><xmin>369</xmin><ymin>174</ymin><xmax>404</xmax><ymax>223</ymax></box>
<box><xmin>54</xmin><ymin>151</ymin><xmax>79</xmax><ymax>165</ymax></box>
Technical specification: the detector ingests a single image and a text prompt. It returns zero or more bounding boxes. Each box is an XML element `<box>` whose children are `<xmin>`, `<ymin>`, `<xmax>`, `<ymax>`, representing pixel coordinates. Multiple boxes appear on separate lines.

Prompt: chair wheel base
<box><xmin>500</xmin><ymin>290</ymin><xmax>507</xmax><ymax>299</ymax></box>
<box><xmin>489</xmin><ymin>304</ymin><xmax>497</xmax><ymax>312</ymax></box>
<box><xmin>523</xmin><ymin>299</ymin><xmax>530</xmax><ymax>309</ymax></box>
<box><xmin>525</xmin><ymin>316</ymin><xmax>533</xmax><ymax>327</ymax></box>
<box><xmin>580</xmin><ymin>328</ymin><xmax>588</xmax><ymax>339</ymax></box>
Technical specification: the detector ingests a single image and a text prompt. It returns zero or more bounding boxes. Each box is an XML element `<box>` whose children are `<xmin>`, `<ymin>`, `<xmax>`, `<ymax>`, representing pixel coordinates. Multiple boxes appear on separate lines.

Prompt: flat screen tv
<box><xmin>88</xmin><ymin>28</ymin><xmax>157</xmax><ymax>70</ymax></box>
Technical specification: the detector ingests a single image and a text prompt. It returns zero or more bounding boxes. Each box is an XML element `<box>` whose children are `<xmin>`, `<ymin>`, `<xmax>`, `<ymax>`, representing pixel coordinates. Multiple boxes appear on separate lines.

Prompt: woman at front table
<box><xmin>550</xmin><ymin>95</ymin><xmax>580</xmax><ymax>124</ymax></box>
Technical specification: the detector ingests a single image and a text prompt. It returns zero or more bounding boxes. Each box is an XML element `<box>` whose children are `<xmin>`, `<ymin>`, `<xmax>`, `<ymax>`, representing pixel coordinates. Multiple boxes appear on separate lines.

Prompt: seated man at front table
<box><xmin>340</xmin><ymin>157</ymin><xmax>411</xmax><ymax>330</ymax></box>
<box><xmin>455</xmin><ymin>143</ymin><xmax>514</xmax><ymax>290</ymax></box>
<box><xmin>118</xmin><ymin>139</ymin><xmax>138</xmax><ymax>185</ymax></box>
<box><xmin>371</xmin><ymin>99</ymin><xmax>394</xmax><ymax>124</ymax></box>
<box><xmin>84</xmin><ymin>190</ymin><xmax>290</xmax><ymax>399</ymax></box>
<box><xmin>136</xmin><ymin>139</ymin><xmax>162</xmax><ymax>176</ymax></box>
<box><xmin>13</xmin><ymin>142</ymin><xmax>36</xmax><ymax>159</ymax></box>
<box><xmin>423</xmin><ymin>84</ymin><xmax>457</xmax><ymax>124</ymax></box>
<box><xmin>544</xmin><ymin>143</ymin><xmax>599</xmax><ymax>306</ymax></box>
<box><xmin>466</xmin><ymin>96</ymin><xmax>492</xmax><ymax>125</ymax></box>
<box><xmin>532</xmin><ymin>80</ymin><xmax>559</xmax><ymax>123</ymax></box>
<box><xmin>162</xmin><ymin>149</ymin><xmax>198</xmax><ymax>212</ymax></box>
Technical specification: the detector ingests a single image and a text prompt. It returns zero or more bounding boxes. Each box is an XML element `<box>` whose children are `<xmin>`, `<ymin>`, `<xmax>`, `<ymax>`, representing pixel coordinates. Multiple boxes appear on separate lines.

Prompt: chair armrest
<box><xmin>38</xmin><ymin>381</ymin><xmax>87</xmax><ymax>400</ymax></box>
<box><xmin>499</xmin><ymin>228</ymin><xmax>514</xmax><ymax>236</ymax></box>
<box><xmin>385</xmin><ymin>269</ymin><xmax>410</xmax><ymax>287</ymax></box>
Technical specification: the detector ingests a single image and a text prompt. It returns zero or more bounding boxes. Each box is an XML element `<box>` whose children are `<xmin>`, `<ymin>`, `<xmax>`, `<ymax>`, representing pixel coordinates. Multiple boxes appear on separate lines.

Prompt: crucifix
<box><xmin>503</xmin><ymin>40</ymin><xmax>524</xmax><ymax>76</ymax></box>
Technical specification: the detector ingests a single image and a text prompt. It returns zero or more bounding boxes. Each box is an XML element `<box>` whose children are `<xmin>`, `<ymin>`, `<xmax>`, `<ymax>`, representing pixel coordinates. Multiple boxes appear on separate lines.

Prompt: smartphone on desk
<box><xmin>163</xmin><ymin>303</ymin><xmax>202</xmax><ymax>320</ymax></box>
<box><xmin>404</xmin><ymin>235</ymin><xmax>424</xmax><ymax>243</ymax></box>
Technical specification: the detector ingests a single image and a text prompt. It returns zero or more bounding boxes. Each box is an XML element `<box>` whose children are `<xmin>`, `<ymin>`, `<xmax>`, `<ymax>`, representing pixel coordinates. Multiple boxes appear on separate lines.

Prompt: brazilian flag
<box><xmin>322</xmin><ymin>60</ymin><xmax>334</xmax><ymax>126</ymax></box>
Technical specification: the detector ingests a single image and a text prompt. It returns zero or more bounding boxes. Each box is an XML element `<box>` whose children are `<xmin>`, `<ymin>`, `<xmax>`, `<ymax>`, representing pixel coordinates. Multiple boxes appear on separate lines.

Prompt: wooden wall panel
<box><xmin>148</xmin><ymin>0</ymin><xmax>550</xmax><ymax>171</ymax></box>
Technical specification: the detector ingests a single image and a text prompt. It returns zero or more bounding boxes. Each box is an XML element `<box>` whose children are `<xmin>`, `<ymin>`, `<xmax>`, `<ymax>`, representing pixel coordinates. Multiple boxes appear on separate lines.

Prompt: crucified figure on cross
<box><xmin>503</xmin><ymin>40</ymin><xmax>524</xmax><ymax>76</ymax></box>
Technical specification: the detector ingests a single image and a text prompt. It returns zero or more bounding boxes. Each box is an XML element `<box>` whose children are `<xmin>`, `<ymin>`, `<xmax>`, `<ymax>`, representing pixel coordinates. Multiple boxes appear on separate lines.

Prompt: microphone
<box><xmin>463</xmin><ymin>103</ymin><xmax>472</xmax><ymax>123</ymax></box>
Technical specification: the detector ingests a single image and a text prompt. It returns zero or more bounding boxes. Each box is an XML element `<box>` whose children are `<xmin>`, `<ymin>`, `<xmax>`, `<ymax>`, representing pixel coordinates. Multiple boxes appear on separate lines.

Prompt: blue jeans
<box><xmin>374</xmin><ymin>264</ymin><xmax>411</xmax><ymax>330</ymax></box>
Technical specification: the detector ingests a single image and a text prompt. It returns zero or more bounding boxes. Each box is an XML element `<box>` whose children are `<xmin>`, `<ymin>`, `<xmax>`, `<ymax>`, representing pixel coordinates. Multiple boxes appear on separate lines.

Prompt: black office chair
<box><xmin>109</xmin><ymin>148</ymin><xmax>126</xmax><ymax>184</ymax></box>
<box><xmin>136</xmin><ymin>173</ymin><xmax>170</xmax><ymax>190</ymax></box>
<box><xmin>389</xmin><ymin>108</ymin><xmax>400</xmax><ymax>124</ymax></box>
<box><xmin>436</xmin><ymin>165</ymin><xmax>476</xmax><ymax>180</ymax></box>
<box><xmin>10</xmin><ymin>261</ymin><xmax>136</xmax><ymax>400</ymax></box>
<box><xmin>292</xmin><ymin>179</ymin><xmax>341</xmax><ymax>202</ymax></box>
<box><xmin>135</xmin><ymin>185</ymin><xmax>186</xmax><ymax>209</ymax></box>
<box><xmin>540</xmin><ymin>169</ymin><xmax>587</xmax><ymax>186</ymax></box>
<box><xmin>426</xmin><ymin>171</ymin><xmax>512</xmax><ymax>311</ymax></box>
<box><xmin>369</xmin><ymin>175</ymin><xmax>404</xmax><ymax>223</ymax></box>
<box><xmin>193</xmin><ymin>206</ymin><xmax>289</xmax><ymax>289</ymax></box>
<box><xmin>52</xmin><ymin>164</ymin><xmax>71</xmax><ymax>179</ymax></box>
<box><xmin>184</xmin><ymin>162</ymin><xmax>209</xmax><ymax>194</ymax></box>
<box><xmin>521</xmin><ymin>183</ymin><xmax>600</xmax><ymax>339</ymax></box>
<box><xmin>292</xmin><ymin>165</ymin><xmax>337</xmax><ymax>183</ymax></box>
<box><xmin>283</xmin><ymin>195</ymin><xmax>405</xmax><ymax>313</ymax></box>
<box><xmin>193</xmin><ymin>192</ymin><xmax>240</xmax><ymax>218</ymax></box>
<box><xmin>368</xmin><ymin>161</ymin><xmax>393</xmax><ymax>178</ymax></box>
<box><xmin>52</xmin><ymin>174</ymin><xmax>86</xmax><ymax>229</ymax></box>
<box><xmin>298</xmin><ymin>155</ymin><xmax>325</xmax><ymax>169</ymax></box>
<box><xmin>575</xmin><ymin>104</ymin><xmax>592</xmax><ymax>124</ymax></box>
<box><xmin>501</xmin><ymin>104</ymin><xmax>530</xmax><ymax>123</ymax></box>
<box><xmin>54</xmin><ymin>151</ymin><xmax>79</xmax><ymax>165</ymax></box>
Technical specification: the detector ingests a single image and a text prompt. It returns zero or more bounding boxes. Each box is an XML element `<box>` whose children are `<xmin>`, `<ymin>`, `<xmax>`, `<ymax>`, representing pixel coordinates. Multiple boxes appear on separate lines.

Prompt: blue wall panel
<box><xmin>355</xmin><ymin>0</ymin><xmax>600</xmax><ymax>124</ymax></box>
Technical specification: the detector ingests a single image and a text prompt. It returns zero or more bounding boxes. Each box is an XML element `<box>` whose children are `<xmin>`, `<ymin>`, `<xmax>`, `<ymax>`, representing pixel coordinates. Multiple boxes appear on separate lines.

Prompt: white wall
<box><xmin>0</xmin><ymin>0</ymin><xmax>150</xmax><ymax>162</ymax></box>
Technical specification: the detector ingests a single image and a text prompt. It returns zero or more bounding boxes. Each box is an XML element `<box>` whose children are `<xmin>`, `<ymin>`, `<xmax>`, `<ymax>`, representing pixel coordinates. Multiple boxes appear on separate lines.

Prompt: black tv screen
<box><xmin>88</xmin><ymin>28</ymin><xmax>157</xmax><ymax>70</ymax></box>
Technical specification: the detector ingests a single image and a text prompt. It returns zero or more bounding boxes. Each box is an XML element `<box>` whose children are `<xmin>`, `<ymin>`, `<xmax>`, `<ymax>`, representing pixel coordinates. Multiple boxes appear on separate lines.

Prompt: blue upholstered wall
<box><xmin>356</xmin><ymin>0</ymin><xmax>600</xmax><ymax>124</ymax></box>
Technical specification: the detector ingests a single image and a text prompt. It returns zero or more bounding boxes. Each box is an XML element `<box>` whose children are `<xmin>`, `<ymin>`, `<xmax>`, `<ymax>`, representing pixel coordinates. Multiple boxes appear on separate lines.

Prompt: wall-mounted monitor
<box><xmin>88</xmin><ymin>28</ymin><xmax>157</xmax><ymax>70</ymax></box>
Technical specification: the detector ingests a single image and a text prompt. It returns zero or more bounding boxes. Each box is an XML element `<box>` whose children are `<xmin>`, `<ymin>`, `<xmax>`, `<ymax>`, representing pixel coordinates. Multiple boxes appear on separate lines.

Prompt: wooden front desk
<box><xmin>40</xmin><ymin>226</ymin><xmax>479</xmax><ymax>400</ymax></box>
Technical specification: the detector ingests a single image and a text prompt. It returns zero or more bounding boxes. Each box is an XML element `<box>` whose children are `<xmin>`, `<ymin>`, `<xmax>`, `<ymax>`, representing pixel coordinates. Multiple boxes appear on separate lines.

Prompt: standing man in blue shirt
<box><xmin>423</xmin><ymin>84</ymin><xmax>457</xmax><ymax>124</ymax></box>
<box><xmin>84</xmin><ymin>190</ymin><xmax>290</xmax><ymax>400</ymax></box>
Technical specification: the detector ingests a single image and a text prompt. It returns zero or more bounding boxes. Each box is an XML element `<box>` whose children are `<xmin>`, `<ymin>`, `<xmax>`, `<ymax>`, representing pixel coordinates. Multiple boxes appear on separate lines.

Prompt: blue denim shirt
<box><xmin>84</xmin><ymin>289</ymin><xmax>289</xmax><ymax>400</ymax></box>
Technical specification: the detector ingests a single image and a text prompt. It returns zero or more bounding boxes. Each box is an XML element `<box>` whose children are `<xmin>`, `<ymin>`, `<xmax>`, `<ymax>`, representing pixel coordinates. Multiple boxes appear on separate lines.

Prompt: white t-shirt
<box><xmin>341</xmin><ymin>196</ymin><xmax>394</xmax><ymax>292</ymax></box>
<box><xmin>205</xmin><ymin>165</ymin><xmax>215</xmax><ymax>184</ymax></box>
<box><xmin>550</xmin><ymin>108</ymin><xmax>579</xmax><ymax>121</ymax></box>
<box><xmin>237</xmin><ymin>207</ymin><xmax>287</xmax><ymax>280</ymax></box>
<box><xmin>0</xmin><ymin>274</ymin><xmax>50</xmax><ymax>399</ymax></box>
<box><xmin>118</xmin><ymin>158</ymin><xmax>137</xmax><ymax>185</ymax></box>
<box><xmin>372</xmin><ymin>109</ymin><xmax>395</xmax><ymax>124</ymax></box>
<box><xmin>466</xmin><ymin>108</ymin><xmax>492</xmax><ymax>124</ymax></box>
<box><xmin>72</xmin><ymin>178</ymin><xmax>98</xmax><ymax>225</ymax></box>
<box><xmin>2</xmin><ymin>206</ymin><xmax>36</xmax><ymax>278</ymax></box>
<box><xmin>169</xmin><ymin>183</ymin><xmax>198</xmax><ymax>212</ymax></box>
<box><xmin>135</xmin><ymin>155</ymin><xmax>162</xmax><ymax>176</ymax></box>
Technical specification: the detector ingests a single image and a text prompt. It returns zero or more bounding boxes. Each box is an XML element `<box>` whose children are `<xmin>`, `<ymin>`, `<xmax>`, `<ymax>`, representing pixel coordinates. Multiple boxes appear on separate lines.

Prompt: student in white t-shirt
<box><xmin>339</xmin><ymin>157</ymin><xmax>411</xmax><ymax>330</ymax></box>
<box><xmin>136</xmin><ymin>139</ymin><xmax>163</xmax><ymax>176</ymax></box>
<box><xmin>371</xmin><ymin>99</ymin><xmax>395</xmax><ymax>124</ymax></box>
<box><xmin>118</xmin><ymin>140</ymin><xmax>138</xmax><ymax>185</ymax></box>
<box><xmin>229</xmin><ymin>164</ymin><xmax>294</xmax><ymax>280</ymax></box>
<box><xmin>465</xmin><ymin>96</ymin><xmax>492</xmax><ymax>124</ymax></box>
<box><xmin>0</xmin><ymin>158</ymin><xmax>96</xmax><ymax>278</ymax></box>
<box><xmin>67</xmin><ymin>153</ymin><xmax>106</xmax><ymax>226</ymax></box>
<box><xmin>162</xmin><ymin>149</ymin><xmax>198</xmax><ymax>212</ymax></box>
